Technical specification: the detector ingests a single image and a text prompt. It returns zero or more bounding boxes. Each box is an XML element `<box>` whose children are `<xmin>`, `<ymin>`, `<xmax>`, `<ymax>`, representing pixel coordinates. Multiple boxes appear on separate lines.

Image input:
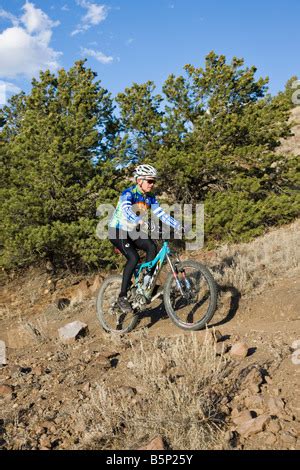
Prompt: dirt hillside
<box><xmin>0</xmin><ymin>108</ymin><xmax>300</xmax><ymax>451</ymax></box>
<box><xmin>1</xmin><ymin>218</ymin><xmax>299</xmax><ymax>450</ymax></box>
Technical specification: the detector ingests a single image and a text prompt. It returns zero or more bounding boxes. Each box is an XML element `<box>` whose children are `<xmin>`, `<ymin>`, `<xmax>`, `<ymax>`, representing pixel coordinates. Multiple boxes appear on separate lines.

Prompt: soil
<box><xmin>0</xmin><ymin>259</ymin><xmax>299</xmax><ymax>450</ymax></box>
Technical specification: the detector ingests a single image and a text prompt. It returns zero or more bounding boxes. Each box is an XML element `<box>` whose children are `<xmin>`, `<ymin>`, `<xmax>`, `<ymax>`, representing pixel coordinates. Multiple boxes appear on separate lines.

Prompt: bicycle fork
<box><xmin>166</xmin><ymin>254</ymin><xmax>188</xmax><ymax>296</ymax></box>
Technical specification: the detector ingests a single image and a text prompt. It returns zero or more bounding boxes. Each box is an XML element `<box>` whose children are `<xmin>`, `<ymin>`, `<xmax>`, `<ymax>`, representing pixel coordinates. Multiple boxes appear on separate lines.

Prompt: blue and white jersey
<box><xmin>109</xmin><ymin>185</ymin><xmax>181</xmax><ymax>232</ymax></box>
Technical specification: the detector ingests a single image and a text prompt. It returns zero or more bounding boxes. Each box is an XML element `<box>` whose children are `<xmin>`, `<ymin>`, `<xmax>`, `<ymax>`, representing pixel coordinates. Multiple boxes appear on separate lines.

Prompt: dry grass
<box><xmin>77</xmin><ymin>331</ymin><xmax>231</xmax><ymax>450</ymax></box>
<box><xmin>211</xmin><ymin>219</ymin><xmax>300</xmax><ymax>295</ymax></box>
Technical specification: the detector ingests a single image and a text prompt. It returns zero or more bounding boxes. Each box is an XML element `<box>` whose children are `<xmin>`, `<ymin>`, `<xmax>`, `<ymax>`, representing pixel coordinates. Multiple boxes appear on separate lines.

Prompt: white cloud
<box><xmin>0</xmin><ymin>8</ymin><xmax>19</xmax><ymax>26</ymax></box>
<box><xmin>0</xmin><ymin>3</ymin><xmax>61</xmax><ymax>79</ymax></box>
<box><xmin>62</xmin><ymin>5</ymin><xmax>70</xmax><ymax>12</ymax></box>
<box><xmin>126</xmin><ymin>38</ymin><xmax>134</xmax><ymax>46</ymax></box>
<box><xmin>81</xmin><ymin>47</ymin><xmax>113</xmax><ymax>64</ymax></box>
<box><xmin>21</xmin><ymin>2</ymin><xmax>60</xmax><ymax>34</ymax></box>
<box><xmin>0</xmin><ymin>80</ymin><xmax>22</xmax><ymax>106</ymax></box>
<box><xmin>72</xmin><ymin>1</ymin><xmax>108</xmax><ymax>36</ymax></box>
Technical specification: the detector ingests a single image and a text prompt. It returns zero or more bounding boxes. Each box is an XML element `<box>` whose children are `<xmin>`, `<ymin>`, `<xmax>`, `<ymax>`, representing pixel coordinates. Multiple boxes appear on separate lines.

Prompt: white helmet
<box><xmin>134</xmin><ymin>164</ymin><xmax>157</xmax><ymax>179</ymax></box>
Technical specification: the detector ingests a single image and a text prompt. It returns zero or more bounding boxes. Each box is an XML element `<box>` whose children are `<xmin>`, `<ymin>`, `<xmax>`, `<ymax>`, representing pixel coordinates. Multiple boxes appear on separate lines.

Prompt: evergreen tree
<box><xmin>1</xmin><ymin>61</ymin><xmax>120</xmax><ymax>269</ymax></box>
<box><xmin>117</xmin><ymin>51</ymin><xmax>299</xmax><ymax>243</ymax></box>
<box><xmin>116</xmin><ymin>81</ymin><xmax>164</xmax><ymax>163</ymax></box>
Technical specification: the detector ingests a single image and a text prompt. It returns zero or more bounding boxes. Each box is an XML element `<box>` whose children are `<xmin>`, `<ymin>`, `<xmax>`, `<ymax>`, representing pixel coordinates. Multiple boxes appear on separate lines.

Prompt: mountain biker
<box><xmin>108</xmin><ymin>164</ymin><xmax>183</xmax><ymax>314</ymax></box>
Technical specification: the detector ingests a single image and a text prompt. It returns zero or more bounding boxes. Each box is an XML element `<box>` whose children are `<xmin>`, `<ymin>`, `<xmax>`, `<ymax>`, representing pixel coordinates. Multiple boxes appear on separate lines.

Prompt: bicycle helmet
<box><xmin>134</xmin><ymin>164</ymin><xmax>157</xmax><ymax>179</ymax></box>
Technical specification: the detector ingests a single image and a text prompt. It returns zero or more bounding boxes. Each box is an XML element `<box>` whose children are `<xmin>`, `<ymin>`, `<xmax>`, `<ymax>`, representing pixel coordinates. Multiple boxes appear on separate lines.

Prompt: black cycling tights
<box><xmin>109</xmin><ymin>228</ymin><xmax>157</xmax><ymax>297</ymax></box>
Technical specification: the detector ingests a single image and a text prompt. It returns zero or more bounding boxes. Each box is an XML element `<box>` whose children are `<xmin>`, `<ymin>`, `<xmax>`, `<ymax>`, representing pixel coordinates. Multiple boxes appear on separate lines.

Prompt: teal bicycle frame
<box><xmin>133</xmin><ymin>240</ymin><xmax>187</xmax><ymax>298</ymax></box>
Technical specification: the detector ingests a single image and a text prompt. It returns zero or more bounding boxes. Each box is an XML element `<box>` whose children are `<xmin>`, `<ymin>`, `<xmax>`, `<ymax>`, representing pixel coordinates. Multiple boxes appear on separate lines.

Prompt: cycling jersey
<box><xmin>109</xmin><ymin>184</ymin><xmax>181</xmax><ymax>232</ymax></box>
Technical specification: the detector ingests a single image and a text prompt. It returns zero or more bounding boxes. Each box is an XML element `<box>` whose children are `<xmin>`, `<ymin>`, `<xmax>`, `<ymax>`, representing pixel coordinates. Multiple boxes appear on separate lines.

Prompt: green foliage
<box><xmin>1</xmin><ymin>53</ymin><xmax>299</xmax><ymax>272</ymax></box>
<box><xmin>0</xmin><ymin>61</ymin><xmax>121</xmax><ymax>270</ymax></box>
<box><xmin>117</xmin><ymin>52</ymin><xmax>299</xmax><ymax>246</ymax></box>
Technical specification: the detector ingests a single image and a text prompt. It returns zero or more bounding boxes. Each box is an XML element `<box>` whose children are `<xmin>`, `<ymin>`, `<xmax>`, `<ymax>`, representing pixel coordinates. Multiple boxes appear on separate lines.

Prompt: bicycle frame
<box><xmin>133</xmin><ymin>240</ymin><xmax>184</xmax><ymax>297</ymax></box>
<box><xmin>133</xmin><ymin>240</ymin><xmax>169</xmax><ymax>281</ymax></box>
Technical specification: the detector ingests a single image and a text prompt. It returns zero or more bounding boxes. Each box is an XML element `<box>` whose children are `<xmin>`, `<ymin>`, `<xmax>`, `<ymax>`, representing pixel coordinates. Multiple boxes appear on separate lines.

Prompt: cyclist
<box><xmin>108</xmin><ymin>164</ymin><xmax>183</xmax><ymax>314</ymax></box>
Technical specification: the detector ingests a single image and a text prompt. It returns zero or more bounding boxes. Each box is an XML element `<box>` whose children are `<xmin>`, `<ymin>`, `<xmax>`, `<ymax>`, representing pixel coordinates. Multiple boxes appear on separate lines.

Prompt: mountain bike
<box><xmin>96</xmin><ymin>224</ymin><xmax>218</xmax><ymax>334</ymax></box>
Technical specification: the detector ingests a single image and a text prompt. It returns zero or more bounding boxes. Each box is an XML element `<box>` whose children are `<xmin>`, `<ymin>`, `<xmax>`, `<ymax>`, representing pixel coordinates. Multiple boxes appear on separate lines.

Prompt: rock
<box><xmin>236</xmin><ymin>414</ymin><xmax>270</xmax><ymax>438</ymax></box>
<box><xmin>39</xmin><ymin>434</ymin><xmax>51</xmax><ymax>449</ymax></box>
<box><xmin>211</xmin><ymin>329</ymin><xmax>223</xmax><ymax>343</ymax></box>
<box><xmin>230</xmin><ymin>341</ymin><xmax>249</xmax><ymax>359</ymax></box>
<box><xmin>243</xmin><ymin>368</ymin><xmax>264</xmax><ymax>394</ymax></box>
<box><xmin>264</xmin><ymin>432</ymin><xmax>277</xmax><ymax>446</ymax></box>
<box><xmin>233</xmin><ymin>388</ymin><xmax>250</xmax><ymax>403</ymax></box>
<box><xmin>0</xmin><ymin>384</ymin><xmax>13</xmax><ymax>400</ymax></box>
<box><xmin>0</xmin><ymin>340</ymin><xmax>7</xmax><ymax>365</ymax></box>
<box><xmin>245</xmin><ymin>395</ymin><xmax>264</xmax><ymax>410</ymax></box>
<box><xmin>58</xmin><ymin>321</ymin><xmax>88</xmax><ymax>343</ymax></box>
<box><xmin>267</xmin><ymin>419</ymin><xmax>281</xmax><ymax>434</ymax></box>
<box><xmin>127</xmin><ymin>361</ymin><xmax>135</xmax><ymax>369</ymax></box>
<box><xmin>137</xmin><ymin>436</ymin><xmax>165</xmax><ymax>451</ymax></box>
<box><xmin>232</xmin><ymin>410</ymin><xmax>253</xmax><ymax>426</ymax></box>
<box><xmin>280</xmin><ymin>432</ymin><xmax>296</xmax><ymax>445</ymax></box>
<box><xmin>266</xmin><ymin>397</ymin><xmax>285</xmax><ymax>416</ymax></box>
<box><xmin>291</xmin><ymin>339</ymin><xmax>300</xmax><ymax>350</ymax></box>
<box><xmin>289</xmin><ymin>422</ymin><xmax>300</xmax><ymax>438</ymax></box>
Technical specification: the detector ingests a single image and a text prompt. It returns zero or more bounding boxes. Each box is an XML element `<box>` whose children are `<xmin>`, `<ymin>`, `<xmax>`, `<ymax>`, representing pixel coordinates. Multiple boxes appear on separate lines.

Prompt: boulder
<box><xmin>230</xmin><ymin>341</ymin><xmax>249</xmax><ymax>359</ymax></box>
<box><xmin>266</xmin><ymin>397</ymin><xmax>285</xmax><ymax>416</ymax></box>
<box><xmin>244</xmin><ymin>395</ymin><xmax>264</xmax><ymax>410</ymax></box>
<box><xmin>236</xmin><ymin>414</ymin><xmax>270</xmax><ymax>438</ymax></box>
<box><xmin>232</xmin><ymin>410</ymin><xmax>253</xmax><ymax>426</ymax></box>
<box><xmin>58</xmin><ymin>321</ymin><xmax>88</xmax><ymax>343</ymax></box>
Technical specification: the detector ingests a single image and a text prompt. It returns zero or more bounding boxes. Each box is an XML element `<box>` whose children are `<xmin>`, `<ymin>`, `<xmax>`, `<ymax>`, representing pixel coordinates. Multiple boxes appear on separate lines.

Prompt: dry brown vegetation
<box><xmin>75</xmin><ymin>332</ymin><xmax>230</xmax><ymax>450</ymax></box>
<box><xmin>204</xmin><ymin>218</ymin><xmax>300</xmax><ymax>296</ymax></box>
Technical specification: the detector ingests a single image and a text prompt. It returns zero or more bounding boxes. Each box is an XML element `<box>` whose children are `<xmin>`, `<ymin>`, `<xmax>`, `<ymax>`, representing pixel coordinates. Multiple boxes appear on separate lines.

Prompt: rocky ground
<box><xmin>0</xmin><ymin>251</ymin><xmax>299</xmax><ymax>450</ymax></box>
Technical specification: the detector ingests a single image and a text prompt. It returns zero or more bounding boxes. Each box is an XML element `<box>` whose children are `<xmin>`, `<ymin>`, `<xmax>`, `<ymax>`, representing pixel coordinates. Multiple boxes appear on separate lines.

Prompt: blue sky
<box><xmin>0</xmin><ymin>0</ymin><xmax>299</xmax><ymax>104</ymax></box>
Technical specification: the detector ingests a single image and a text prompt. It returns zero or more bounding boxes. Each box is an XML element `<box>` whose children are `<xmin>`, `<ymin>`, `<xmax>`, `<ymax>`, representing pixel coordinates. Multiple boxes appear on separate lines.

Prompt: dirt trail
<box><xmin>0</xmin><ymin>246</ymin><xmax>300</xmax><ymax>449</ymax></box>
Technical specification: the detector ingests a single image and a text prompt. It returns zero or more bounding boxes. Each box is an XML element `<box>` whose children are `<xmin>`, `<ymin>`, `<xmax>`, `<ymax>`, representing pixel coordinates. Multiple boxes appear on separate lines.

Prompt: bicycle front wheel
<box><xmin>96</xmin><ymin>275</ymin><xmax>138</xmax><ymax>334</ymax></box>
<box><xmin>163</xmin><ymin>260</ymin><xmax>218</xmax><ymax>331</ymax></box>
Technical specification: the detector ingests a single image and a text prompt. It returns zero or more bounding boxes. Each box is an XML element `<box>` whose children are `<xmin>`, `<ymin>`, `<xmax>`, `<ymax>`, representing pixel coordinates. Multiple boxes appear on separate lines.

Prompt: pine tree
<box><xmin>1</xmin><ymin>61</ymin><xmax>121</xmax><ymax>269</ymax></box>
<box><xmin>117</xmin><ymin>51</ymin><xmax>299</xmax><ymax>243</ymax></box>
<box><xmin>116</xmin><ymin>81</ymin><xmax>164</xmax><ymax>163</ymax></box>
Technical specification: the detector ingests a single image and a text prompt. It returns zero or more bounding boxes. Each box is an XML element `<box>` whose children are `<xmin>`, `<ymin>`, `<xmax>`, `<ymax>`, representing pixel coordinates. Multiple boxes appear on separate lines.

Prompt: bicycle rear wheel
<box><xmin>96</xmin><ymin>275</ymin><xmax>138</xmax><ymax>334</ymax></box>
<box><xmin>163</xmin><ymin>260</ymin><xmax>218</xmax><ymax>331</ymax></box>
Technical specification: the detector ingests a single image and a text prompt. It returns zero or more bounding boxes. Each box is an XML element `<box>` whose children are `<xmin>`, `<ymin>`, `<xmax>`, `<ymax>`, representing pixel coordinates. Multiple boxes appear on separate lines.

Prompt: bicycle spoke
<box><xmin>99</xmin><ymin>278</ymin><xmax>137</xmax><ymax>333</ymax></box>
<box><xmin>170</xmin><ymin>266</ymin><xmax>213</xmax><ymax>327</ymax></box>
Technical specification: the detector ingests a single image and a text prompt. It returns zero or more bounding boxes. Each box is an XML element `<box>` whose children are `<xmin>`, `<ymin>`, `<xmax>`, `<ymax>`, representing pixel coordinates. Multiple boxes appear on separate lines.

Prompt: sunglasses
<box><xmin>144</xmin><ymin>179</ymin><xmax>156</xmax><ymax>184</ymax></box>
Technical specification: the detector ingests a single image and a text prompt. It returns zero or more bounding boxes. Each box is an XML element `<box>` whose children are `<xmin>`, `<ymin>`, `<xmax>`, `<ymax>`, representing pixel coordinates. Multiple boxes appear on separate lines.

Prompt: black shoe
<box><xmin>117</xmin><ymin>295</ymin><xmax>133</xmax><ymax>314</ymax></box>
